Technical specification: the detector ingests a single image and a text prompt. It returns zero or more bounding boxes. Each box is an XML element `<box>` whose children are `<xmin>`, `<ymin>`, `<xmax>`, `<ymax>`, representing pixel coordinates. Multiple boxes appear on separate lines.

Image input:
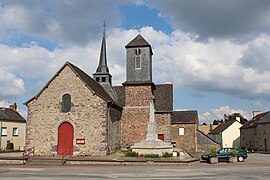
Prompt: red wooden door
<box><xmin>57</xmin><ymin>122</ymin><xmax>73</xmax><ymax>155</ymax></box>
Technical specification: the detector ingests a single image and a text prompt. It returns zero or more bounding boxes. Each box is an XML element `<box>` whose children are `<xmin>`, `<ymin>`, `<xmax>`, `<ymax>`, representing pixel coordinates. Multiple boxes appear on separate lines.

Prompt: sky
<box><xmin>1</xmin><ymin>0</ymin><xmax>270</xmax><ymax>124</ymax></box>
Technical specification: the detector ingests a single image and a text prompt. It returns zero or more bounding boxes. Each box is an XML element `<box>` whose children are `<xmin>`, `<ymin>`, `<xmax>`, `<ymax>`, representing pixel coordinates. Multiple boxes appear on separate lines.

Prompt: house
<box><xmin>25</xmin><ymin>28</ymin><xmax>177</xmax><ymax>156</ymax></box>
<box><xmin>240</xmin><ymin>111</ymin><xmax>270</xmax><ymax>151</ymax></box>
<box><xmin>0</xmin><ymin>104</ymin><xmax>26</xmax><ymax>150</ymax></box>
<box><xmin>171</xmin><ymin>111</ymin><xmax>198</xmax><ymax>152</ymax></box>
<box><xmin>209</xmin><ymin>120</ymin><xmax>242</xmax><ymax>148</ymax></box>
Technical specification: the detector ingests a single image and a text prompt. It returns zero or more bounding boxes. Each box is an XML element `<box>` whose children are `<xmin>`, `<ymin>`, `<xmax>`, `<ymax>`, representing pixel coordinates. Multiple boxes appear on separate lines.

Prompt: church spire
<box><xmin>93</xmin><ymin>19</ymin><xmax>112</xmax><ymax>84</ymax></box>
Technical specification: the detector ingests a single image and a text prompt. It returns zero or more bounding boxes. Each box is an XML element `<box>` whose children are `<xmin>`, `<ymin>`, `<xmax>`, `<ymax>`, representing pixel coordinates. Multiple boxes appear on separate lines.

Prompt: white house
<box><xmin>0</xmin><ymin>104</ymin><xmax>26</xmax><ymax>150</ymax></box>
<box><xmin>208</xmin><ymin>120</ymin><xmax>242</xmax><ymax>148</ymax></box>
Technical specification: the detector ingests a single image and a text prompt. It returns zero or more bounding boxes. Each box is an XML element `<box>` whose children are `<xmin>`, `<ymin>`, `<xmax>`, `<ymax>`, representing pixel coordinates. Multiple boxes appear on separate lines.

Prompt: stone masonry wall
<box><xmin>108</xmin><ymin>107</ymin><xmax>122</xmax><ymax>152</ymax></box>
<box><xmin>240</xmin><ymin>128</ymin><xmax>255</xmax><ymax>150</ymax></box>
<box><xmin>171</xmin><ymin>124</ymin><xmax>197</xmax><ymax>152</ymax></box>
<box><xmin>155</xmin><ymin>113</ymin><xmax>172</xmax><ymax>142</ymax></box>
<box><xmin>121</xmin><ymin>85</ymin><xmax>153</xmax><ymax>146</ymax></box>
<box><xmin>26</xmin><ymin>66</ymin><xmax>110</xmax><ymax>156</ymax></box>
<box><xmin>197</xmin><ymin>130</ymin><xmax>220</xmax><ymax>152</ymax></box>
<box><xmin>254</xmin><ymin>123</ymin><xmax>270</xmax><ymax>151</ymax></box>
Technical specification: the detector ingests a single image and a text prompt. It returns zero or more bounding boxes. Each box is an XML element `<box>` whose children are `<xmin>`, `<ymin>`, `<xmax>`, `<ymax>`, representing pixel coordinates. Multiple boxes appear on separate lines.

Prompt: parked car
<box><xmin>201</xmin><ymin>148</ymin><xmax>248</xmax><ymax>162</ymax></box>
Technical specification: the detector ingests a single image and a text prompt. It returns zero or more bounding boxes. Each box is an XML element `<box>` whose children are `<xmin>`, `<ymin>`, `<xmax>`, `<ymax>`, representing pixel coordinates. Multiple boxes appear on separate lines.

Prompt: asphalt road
<box><xmin>0</xmin><ymin>153</ymin><xmax>269</xmax><ymax>179</ymax></box>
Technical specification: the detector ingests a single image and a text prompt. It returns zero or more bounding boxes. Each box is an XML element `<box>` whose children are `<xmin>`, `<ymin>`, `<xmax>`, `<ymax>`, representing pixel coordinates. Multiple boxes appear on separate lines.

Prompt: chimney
<box><xmin>9</xmin><ymin>103</ymin><xmax>17</xmax><ymax>112</ymax></box>
<box><xmin>253</xmin><ymin>111</ymin><xmax>261</xmax><ymax>118</ymax></box>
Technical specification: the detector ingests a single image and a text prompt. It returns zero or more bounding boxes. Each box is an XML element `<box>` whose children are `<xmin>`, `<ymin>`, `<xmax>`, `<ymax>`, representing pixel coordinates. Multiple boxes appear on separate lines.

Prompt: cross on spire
<box><xmin>103</xmin><ymin>19</ymin><xmax>107</xmax><ymax>37</ymax></box>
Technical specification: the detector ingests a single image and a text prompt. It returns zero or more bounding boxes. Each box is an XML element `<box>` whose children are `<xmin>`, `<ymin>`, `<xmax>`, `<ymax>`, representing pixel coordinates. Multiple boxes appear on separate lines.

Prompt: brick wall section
<box><xmin>26</xmin><ymin>66</ymin><xmax>119</xmax><ymax>156</ymax></box>
<box><xmin>197</xmin><ymin>130</ymin><xmax>220</xmax><ymax>152</ymax></box>
<box><xmin>121</xmin><ymin>85</ymin><xmax>153</xmax><ymax>146</ymax></box>
<box><xmin>171</xmin><ymin>124</ymin><xmax>197</xmax><ymax>152</ymax></box>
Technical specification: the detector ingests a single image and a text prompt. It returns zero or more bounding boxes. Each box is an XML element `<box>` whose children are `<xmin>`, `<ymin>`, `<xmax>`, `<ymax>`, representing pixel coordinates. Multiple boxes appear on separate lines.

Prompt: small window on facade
<box><xmin>135</xmin><ymin>56</ymin><xmax>141</xmax><ymax>69</ymax></box>
<box><xmin>1</xmin><ymin>127</ymin><xmax>7</xmax><ymax>136</ymax></box>
<box><xmin>158</xmin><ymin>134</ymin><xmax>164</xmax><ymax>141</ymax></box>
<box><xmin>13</xmin><ymin>128</ymin><xmax>18</xmax><ymax>136</ymax></box>
<box><xmin>61</xmin><ymin>94</ymin><xmax>71</xmax><ymax>112</ymax></box>
<box><xmin>96</xmin><ymin>77</ymin><xmax>100</xmax><ymax>82</ymax></box>
<box><xmin>179</xmin><ymin>127</ymin><xmax>184</xmax><ymax>136</ymax></box>
<box><xmin>102</xmin><ymin>77</ymin><xmax>106</xmax><ymax>82</ymax></box>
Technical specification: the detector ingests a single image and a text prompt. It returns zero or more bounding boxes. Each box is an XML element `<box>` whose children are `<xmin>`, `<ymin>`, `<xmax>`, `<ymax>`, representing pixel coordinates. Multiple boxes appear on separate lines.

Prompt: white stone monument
<box><xmin>131</xmin><ymin>97</ymin><xmax>173</xmax><ymax>156</ymax></box>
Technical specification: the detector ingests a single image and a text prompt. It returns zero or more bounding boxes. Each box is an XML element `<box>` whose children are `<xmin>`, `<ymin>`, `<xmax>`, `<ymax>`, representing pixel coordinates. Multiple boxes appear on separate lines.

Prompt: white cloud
<box><xmin>199</xmin><ymin>106</ymin><xmax>251</xmax><ymax>124</ymax></box>
<box><xmin>239</xmin><ymin>34</ymin><xmax>270</xmax><ymax>73</ymax></box>
<box><xmin>0</xmin><ymin>68</ymin><xmax>25</xmax><ymax>98</ymax></box>
<box><xmin>149</xmin><ymin>0</ymin><xmax>270</xmax><ymax>40</ymax></box>
<box><xmin>0</xmin><ymin>1</ymin><xmax>131</xmax><ymax>45</ymax></box>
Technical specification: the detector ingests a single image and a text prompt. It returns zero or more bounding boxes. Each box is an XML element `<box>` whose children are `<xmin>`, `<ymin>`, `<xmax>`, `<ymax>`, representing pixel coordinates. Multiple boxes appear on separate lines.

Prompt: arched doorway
<box><xmin>57</xmin><ymin>122</ymin><xmax>74</xmax><ymax>155</ymax></box>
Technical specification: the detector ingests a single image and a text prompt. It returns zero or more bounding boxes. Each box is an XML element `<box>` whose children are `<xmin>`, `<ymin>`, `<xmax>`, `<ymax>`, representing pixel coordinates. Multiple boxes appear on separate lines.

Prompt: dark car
<box><xmin>201</xmin><ymin>148</ymin><xmax>248</xmax><ymax>162</ymax></box>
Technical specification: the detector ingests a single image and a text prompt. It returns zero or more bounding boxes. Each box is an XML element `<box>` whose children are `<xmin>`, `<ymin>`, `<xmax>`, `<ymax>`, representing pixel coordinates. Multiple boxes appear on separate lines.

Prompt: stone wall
<box><xmin>197</xmin><ymin>130</ymin><xmax>220</xmax><ymax>152</ymax></box>
<box><xmin>171</xmin><ymin>124</ymin><xmax>197</xmax><ymax>152</ymax></box>
<box><xmin>121</xmin><ymin>84</ymin><xmax>153</xmax><ymax>146</ymax></box>
<box><xmin>256</xmin><ymin>123</ymin><xmax>270</xmax><ymax>151</ymax></box>
<box><xmin>155</xmin><ymin>112</ymin><xmax>172</xmax><ymax>142</ymax></box>
<box><xmin>108</xmin><ymin>106</ymin><xmax>122</xmax><ymax>152</ymax></box>
<box><xmin>241</xmin><ymin>123</ymin><xmax>270</xmax><ymax>151</ymax></box>
<box><xmin>26</xmin><ymin>65</ymin><xmax>115</xmax><ymax>156</ymax></box>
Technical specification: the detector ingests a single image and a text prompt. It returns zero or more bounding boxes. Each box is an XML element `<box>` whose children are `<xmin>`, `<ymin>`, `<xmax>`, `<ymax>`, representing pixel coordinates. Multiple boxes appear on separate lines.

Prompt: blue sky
<box><xmin>1</xmin><ymin>0</ymin><xmax>270</xmax><ymax>124</ymax></box>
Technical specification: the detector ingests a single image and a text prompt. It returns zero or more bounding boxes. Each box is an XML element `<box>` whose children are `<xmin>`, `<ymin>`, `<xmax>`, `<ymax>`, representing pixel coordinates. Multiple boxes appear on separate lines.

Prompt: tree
<box><xmin>224</xmin><ymin>113</ymin><xmax>248</xmax><ymax>125</ymax></box>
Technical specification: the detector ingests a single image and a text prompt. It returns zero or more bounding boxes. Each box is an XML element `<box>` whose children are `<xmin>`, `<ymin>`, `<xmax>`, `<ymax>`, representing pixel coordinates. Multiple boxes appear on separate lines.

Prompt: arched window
<box><xmin>61</xmin><ymin>94</ymin><xmax>71</xmax><ymax>112</ymax></box>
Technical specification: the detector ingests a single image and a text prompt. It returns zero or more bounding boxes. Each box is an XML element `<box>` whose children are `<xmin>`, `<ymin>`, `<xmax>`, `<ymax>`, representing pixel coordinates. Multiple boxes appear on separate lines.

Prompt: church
<box><xmin>25</xmin><ymin>28</ymin><xmax>200</xmax><ymax>156</ymax></box>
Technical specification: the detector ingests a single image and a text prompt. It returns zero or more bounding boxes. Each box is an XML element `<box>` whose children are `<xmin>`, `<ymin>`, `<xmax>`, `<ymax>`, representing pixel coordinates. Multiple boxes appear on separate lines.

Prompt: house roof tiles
<box><xmin>0</xmin><ymin>107</ymin><xmax>26</xmax><ymax>122</ymax></box>
<box><xmin>209</xmin><ymin>120</ymin><xmax>236</xmax><ymax>134</ymax></box>
<box><xmin>240</xmin><ymin>111</ymin><xmax>270</xmax><ymax>129</ymax></box>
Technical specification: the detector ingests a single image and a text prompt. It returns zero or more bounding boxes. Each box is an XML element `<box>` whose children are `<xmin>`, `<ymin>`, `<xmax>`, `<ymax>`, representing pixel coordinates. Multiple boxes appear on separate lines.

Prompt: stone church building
<box><xmin>25</xmin><ymin>30</ymin><xmax>200</xmax><ymax>156</ymax></box>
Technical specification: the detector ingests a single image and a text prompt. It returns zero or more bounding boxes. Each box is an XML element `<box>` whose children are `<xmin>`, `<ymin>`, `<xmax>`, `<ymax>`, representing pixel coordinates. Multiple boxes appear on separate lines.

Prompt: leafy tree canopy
<box><xmin>223</xmin><ymin>113</ymin><xmax>248</xmax><ymax>125</ymax></box>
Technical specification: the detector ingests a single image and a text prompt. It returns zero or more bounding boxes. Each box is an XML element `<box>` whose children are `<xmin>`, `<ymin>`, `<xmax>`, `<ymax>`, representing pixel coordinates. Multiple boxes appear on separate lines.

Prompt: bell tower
<box><xmin>121</xmin><ymin>34</ymin><xmax>156</xmax><ymax>146</ymax></box>
<box><xmin>124</xmin><ymin>34</ymin><xmax>153</xmax><ymax>84</ymax></box>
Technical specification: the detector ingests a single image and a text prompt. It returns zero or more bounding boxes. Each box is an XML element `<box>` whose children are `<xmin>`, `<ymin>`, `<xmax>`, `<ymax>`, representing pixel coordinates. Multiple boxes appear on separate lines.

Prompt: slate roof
<box><xmin>25</xmin><ymin>62</ymin><xmax>118</xmax><ymax>107</ymax></box>
<box><xmin>125</xmin><ymin>34</ymin><xmax>153</xmax><ymax>55</ymax></box>
<box><xmin>112</xmin><ymin>83</ymin><xmax>173</xmax><ymax>112</ymax></box>
<box><xmin>240</xmin><ymin>111</ymin><xmax>270</xmax><ymax>129</ymax></box>
<box><xmin>209</xmin><ymin>120</ymin><xmax>237</xmax><ymax>134</ymax></box>
<box><xmin>171</xmin><ymin>110</ymin><xmax>198</xmax><ymax>124</ymax></box>
<box><xmin>113</xmin><ymin>86</ymin><xmax>125</xmax><ymax>107</ymax></box>
<box><xmin>154</xmin><ymin>84</ymin><xmax>173</xmax><ymax>112</ymax></box>
<box><xmin>0</xmin><ymin>107</ymin><xmax>26</xmax><ymax>122</ymax></box>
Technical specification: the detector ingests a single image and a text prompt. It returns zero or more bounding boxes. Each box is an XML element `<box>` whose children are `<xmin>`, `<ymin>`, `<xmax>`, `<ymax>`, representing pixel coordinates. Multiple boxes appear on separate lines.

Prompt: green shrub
<box><xmin>210</xmin><ymin>147</ymin><xmax>217</xmax><ymax>156</ymax></box>
<box><xmin>125</xmin><ymin>149</ymin><xmax>138</xmax><ymax>157</ymax></box>
<box><xmin>6</xmin><ymin>142</ymin><xmax>14</xmax><ymax>150</ymax></box>
<box><xmin>228</xmin><ymin>149</ymin><xmax>237</xmax><ymax>157</ymax></box>
<box><xmin>144</xmin><ymin>153</ymin><xmax>159</xmax><ymax>158</ymax></box>
<box><xmin>162</xmin><ymin>152</ymin><xmax>173</xmax><ymax>157</ymax></box>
